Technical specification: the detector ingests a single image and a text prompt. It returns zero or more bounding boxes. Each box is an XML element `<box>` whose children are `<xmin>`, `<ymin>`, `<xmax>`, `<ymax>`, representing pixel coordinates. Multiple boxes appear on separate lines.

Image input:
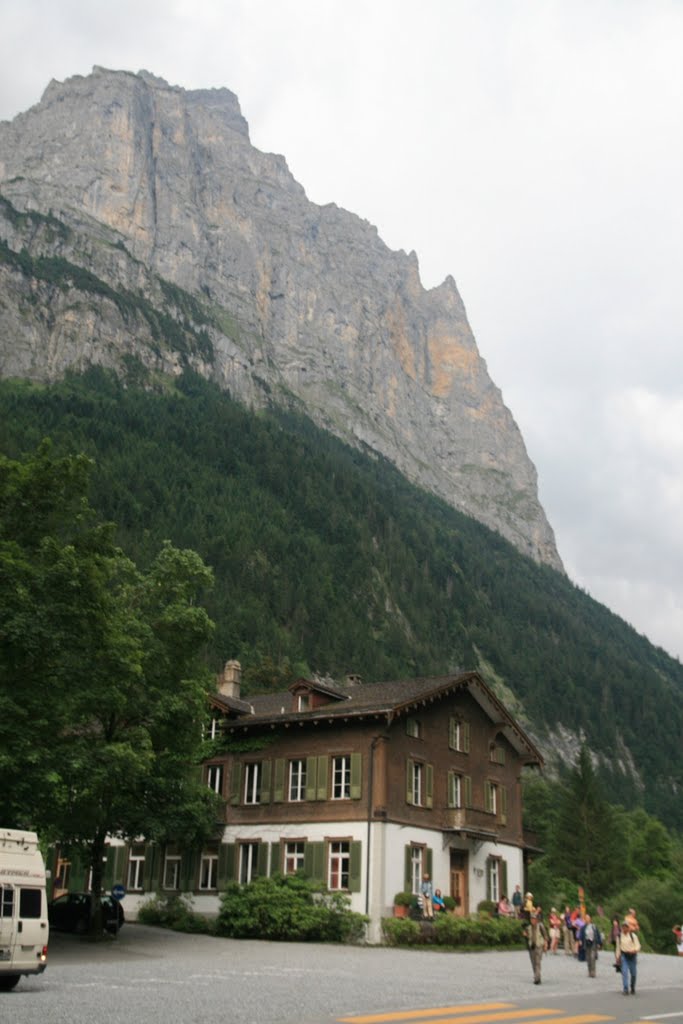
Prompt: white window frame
<box><xmin>406</xmin><ymin>716</ymin><xmax>421</xmax><ymax>738</ymax></box>
<box><xmin>485</xmin><ymin>780</ymin><xmax>498</xmax><ymax>815</ymax></box>
<box><xmin>127</xmin><ymin>847</ymin><xmax>145</xmax><ymax>891</ymax></box>
<box><xmin>410</xmin><ymin>845</ymin><xmax>424</xmax><ymax>895</ymax></box>
<box><xmin>288</xmin><ymin>759</ymin><xmax>306</xmax><ymax>801</ymax></box>
<box><xmin>244</xmin><ymin>762</ymin><xmax>262</xmax><ymax>804</ymax></box>
<box><xmin>239</xmin><ymin>842</ymin><xmax>259</xmax><ymax>884</ymax></box>
<box><xmin>328</xmin><ymin>841</ymin><xmax>350</xmax><ymax>890</ymax></box>
<box><xmin>199</xmin><ymin>853</ymin><xmax>218</xmax><ymax>891</ymax></box>
<box><xmin>411</xmin><ymin>761</ymin><xmax>424</xmax><ymax>806</ymax></box>
<box><xmin>449</xmin><ymin>772</ymin><xmax>462</xmax><ymax>809</ymax></box>
<box><xmin>487</xmin><ymin>857</ymin><xmax>501</xmax><ymax>902</ymax></box>
<box><xmin>163</xmin><ymin>855</ymin><xmax>181</xmax><ymax>890</ymax></box>
<box><xmin>207</xmin><ymin>764</ymin><xmax>223</xmax><ymax>794</ymax></box>
<box><xmin>331</xmin><ymin>755</ymin><xmax>351</xmax><ymax>800</ymax></box>
<box><xmin>283</xmin><ymin>841</ymin><xmax>305</xmax><ymax>875</ymax></box>
<box><xmin>208</xmin><ymin>716</ymin><xmax>221</xmax><ymax>739</ymax></box>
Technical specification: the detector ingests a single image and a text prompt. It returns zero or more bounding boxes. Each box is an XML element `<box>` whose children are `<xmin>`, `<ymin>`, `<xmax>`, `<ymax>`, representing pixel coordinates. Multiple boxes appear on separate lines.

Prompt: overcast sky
<box><xmin>1</xmin><ymin>0</ymin><xmax>681</xmax><ymax>661</ymax></box>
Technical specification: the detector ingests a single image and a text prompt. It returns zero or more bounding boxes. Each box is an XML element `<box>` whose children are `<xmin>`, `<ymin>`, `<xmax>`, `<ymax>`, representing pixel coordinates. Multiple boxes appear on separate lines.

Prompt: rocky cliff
<box><xmin>0</xmin><ymin>66</ymin><xmax>562</xmax><ymax>570</ymax></box>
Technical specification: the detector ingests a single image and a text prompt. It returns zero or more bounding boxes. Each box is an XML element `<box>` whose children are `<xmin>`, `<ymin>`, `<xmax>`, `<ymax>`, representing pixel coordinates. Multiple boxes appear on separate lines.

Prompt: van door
<box><xmin>18</xmin><ymin>887</ymin><xmax>45</xmax><ymax>961</ymax></box>
<box><xmin>0</xmin><ymin>886</ymin><xmax>16</xmax><ymax>965</ymax></box>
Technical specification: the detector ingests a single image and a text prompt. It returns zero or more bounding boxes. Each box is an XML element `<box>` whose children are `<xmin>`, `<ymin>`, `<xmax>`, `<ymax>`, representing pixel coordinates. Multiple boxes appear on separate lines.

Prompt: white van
<box><xmin>0</xmin><ymin>828</ymin><xmax>49</xmax><ymax>991</ymax></box>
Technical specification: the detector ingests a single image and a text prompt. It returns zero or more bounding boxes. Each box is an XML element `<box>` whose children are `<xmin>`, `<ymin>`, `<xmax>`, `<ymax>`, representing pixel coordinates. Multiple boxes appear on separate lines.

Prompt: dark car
<box><xmin>48</xmin><ymin>892</ymin><xmax>125</xmax><ymax>934</ymax></box>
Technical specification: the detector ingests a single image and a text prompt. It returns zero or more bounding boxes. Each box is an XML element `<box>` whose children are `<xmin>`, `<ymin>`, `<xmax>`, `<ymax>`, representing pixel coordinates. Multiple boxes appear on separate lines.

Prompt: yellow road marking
<box><xmin>338</xmin><ymin>1005</ymin><xmax>515</xmax><ymax>1024</ymax></box>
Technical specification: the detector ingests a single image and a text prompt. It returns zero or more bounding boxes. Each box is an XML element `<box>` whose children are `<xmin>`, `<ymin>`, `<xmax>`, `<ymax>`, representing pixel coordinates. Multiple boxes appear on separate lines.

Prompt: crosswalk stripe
<box><xmin>338</xmin><ymin>1004</ymin><xmax>516</xmax><ymax>1023</ymax></box>
<box><xmin>338</xmin><ymin>1010</ymin><xmax>614</xmax><ymax>1024</ymax></box>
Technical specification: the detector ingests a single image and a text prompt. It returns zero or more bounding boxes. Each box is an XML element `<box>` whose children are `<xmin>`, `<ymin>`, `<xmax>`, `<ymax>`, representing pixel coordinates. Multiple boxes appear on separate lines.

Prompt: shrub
<box><xmin>381</xmin><ymin>917</ymin><xmax>423</xmax><ymax>946</ymax></box>
<box><xmin>216</xmin><ymin>873</ymin><xmax>367</xmax><ymax>943</ymax></box>
<box><xmin>137</xmin><ymin>893</ymin><xmax>214</xmax><ymax>934</ymax></box>
<box><xmin>393</xmin><ymin>891</ymin><xmax>413</xmax><ymax>907</ymax></box>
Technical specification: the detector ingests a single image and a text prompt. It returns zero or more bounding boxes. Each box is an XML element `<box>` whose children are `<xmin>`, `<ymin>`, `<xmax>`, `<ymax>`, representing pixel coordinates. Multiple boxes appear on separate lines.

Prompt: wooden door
<box><xmin>450</xmin><ymin>850</ymin><xmax>468</xmax><ymax>916</ymax></box>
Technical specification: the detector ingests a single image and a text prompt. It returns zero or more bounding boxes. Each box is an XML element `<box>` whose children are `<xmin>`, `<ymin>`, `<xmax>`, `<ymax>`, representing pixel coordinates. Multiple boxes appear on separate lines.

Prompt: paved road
<box><xmin>5</xmin><ymin>925</ymin><xmax>683</xmax><ymax>1024</ymax></box>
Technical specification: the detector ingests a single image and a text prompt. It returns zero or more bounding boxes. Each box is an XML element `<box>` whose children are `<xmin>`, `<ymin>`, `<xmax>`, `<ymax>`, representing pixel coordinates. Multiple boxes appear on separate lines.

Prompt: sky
<box><xmin>1</xmin><ymin>0</ymin><xmax>681</xmax><ymax>661</ymax></box>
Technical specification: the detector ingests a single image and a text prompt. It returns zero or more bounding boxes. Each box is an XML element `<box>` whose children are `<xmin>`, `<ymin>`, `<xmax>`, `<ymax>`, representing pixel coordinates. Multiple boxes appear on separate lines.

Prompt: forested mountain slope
<box><xmin>1</xmin><ymin>370</ymin><xmax>681</xmax><ymax>827</ymax></box>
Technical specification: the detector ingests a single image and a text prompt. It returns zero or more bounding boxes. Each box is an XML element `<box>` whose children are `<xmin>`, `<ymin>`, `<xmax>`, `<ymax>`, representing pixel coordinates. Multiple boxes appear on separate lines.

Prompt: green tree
<box><xmin>0</xmin><ymin>443</ymin><xmax>220</xmax><ymax>923</ymax></box>
<box><xmin>551</xmin><ymin>746</ymin><xmax>625</xmax><ymax>900</ymax></box>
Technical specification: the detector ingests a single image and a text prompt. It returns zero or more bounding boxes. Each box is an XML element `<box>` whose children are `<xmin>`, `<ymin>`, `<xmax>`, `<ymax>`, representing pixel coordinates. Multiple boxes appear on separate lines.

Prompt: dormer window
<box><xmin>298</xmin><ymin>694</ymin><xmax>311</xmax><ymax>711</ymax></box>
<box><xmin>489</xmin><ymin>742</ymin><xmax>505</xmax><ymax>765</ymax></box>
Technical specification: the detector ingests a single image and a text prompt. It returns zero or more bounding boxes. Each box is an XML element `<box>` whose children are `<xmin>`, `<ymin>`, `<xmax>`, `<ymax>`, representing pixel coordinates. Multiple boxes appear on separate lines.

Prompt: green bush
<box><xmin>137</xmin><ymin>893</ymin><xmax>214</xmax><ymax>934</ymax></box>
<box><xmin>381</xmin><ymin>917</ymin><xmax>423</xmax><ymax>945</ymax></box>
<box><xmin>216</xmin><ymin>874</ymin><xmax>367</xmax><ymax>943</ymax></box>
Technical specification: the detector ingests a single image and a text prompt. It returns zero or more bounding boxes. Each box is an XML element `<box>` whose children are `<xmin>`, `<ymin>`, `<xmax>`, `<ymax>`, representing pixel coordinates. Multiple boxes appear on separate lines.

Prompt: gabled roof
<box><xmin>219</xmin><ymin>671</ymin><xmax>543</xmax><ymax>766</ymax></box>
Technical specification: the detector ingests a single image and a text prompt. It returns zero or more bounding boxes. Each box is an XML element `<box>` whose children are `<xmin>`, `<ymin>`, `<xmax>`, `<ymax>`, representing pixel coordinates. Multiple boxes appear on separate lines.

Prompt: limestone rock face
<box><xmin>0</xmin><ymin>67</ymin><xmax>562</xmax><ymax>570</ymax></box>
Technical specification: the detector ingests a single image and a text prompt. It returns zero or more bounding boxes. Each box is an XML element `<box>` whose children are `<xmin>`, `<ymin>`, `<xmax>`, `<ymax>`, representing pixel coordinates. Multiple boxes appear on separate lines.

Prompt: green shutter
<box><xmin>426</xmin><ymin>848</ymin><xmax>433</xmax><ymax>878</ymax></box>
<box><xmin>406</xmin><ymin>759</ymin><xmax>414</xmax><ymax>804</ymax></box>
<box><xmin>486</xmin><ymin>857</ymin><xmax>492</xmax><ymax>901</ymax></box>
<box><xmin>464</xmin><ymin>775</ymin><xmax>472</xmax><ymax>808</ymax></box>
<box><xmin>350</xmin><ymin>752</ymin><xmax>362</xmax><ymax>800</ymax></box>
<box><xmin>304</xmin><ymin>841</ymin><xmax>325</xmax><ymax>882</ymax></box>
<box><xmin>69</xmin><ymin>850</ymin><xmax>87</xmax><ymax>891</ymax></box>
<box><xmin>270</xmin><ymin>843</ymin><xmax>281</xmax><ymax>875</ymax></box>
<box><xmin>256</xmin><ymin>843</ymin><xmax>269</xmax><ymax>878</ymax></box>
<box><xmin>305</xmin><ymin>756</ymin><xmax>317</xmax><ymax>801</ymax></box>
<box><xmin>501</xmin><ymin>859</ymin><xmax>508</xmax><ymax>897</ymax></box>
<box><xmin>261</xmin><ymin>760</ymin><xmax>272</xmax><ymax>803</ymax></box>
<box><xmin>181</xmin><ymin>851</ymin><xmax>197</xmax><ymax>891</ymax></box>
<box><xmin>448</xmin><ymin>717</ymin><xmax>456</xmax><ymax>750</ymax></box>
<box><xmin>425</xmin><ymin>764</ymin><xmax>433</xmax><ymax>808</ymax></box>
<box><xmin>229</xmin><ymin>761</ymin><xmax>243</xmax><ymax>805</ymax></box>
<box><xmin>463</xmin><ymin>722</ymin><xmax>470</xmax><ymax>753</ymax></box>
<box><xmin>142</xmin><ymin>844</ymin><xmax>155</xmax><ymax>892</ymax></box>
<box><xmin>447</xmin><ymin>771</ymin><xmax>455</xmax><ymax>808</ymax></box>
<box><xmin>273</xmin><ymin>759</ymin><xmax>285</xmax><ymax>802</ymax></box>
<box><xmin>349</xmin><ymin>841</ymin><xmax>362</xmax><ymax>892</ymax></box>
<box><xmin>218</xmin><ymin>843</ymin><xmax>233</xmax><ymax>886</ymax></box>
<box><xmin>103</xmin><ymin>847</ymin><xmax>116</xmax><ymax>889</ymax></box>
<box><xmin>316</xmin><ymin>755</ymin><xmax>328</xmax><ymax>800</ymax></box>
<box><xmin>224</xmin><ymin>843</ymin><xmax>236</xmax><ymax>883</ymax></box>
<box><xmin>404</xmin><ymin>845</ymin><xmax>412</xmax><ymax>892</ymax></box>
<box><xmin>484</xmin><ymin>781</ymin><xmax>493</xmax><ymax>813</ymax></box>
<box><xmin>501</xmin><ymin>786</ymin><xmax>508</xmax><ymax>824</ymax></box>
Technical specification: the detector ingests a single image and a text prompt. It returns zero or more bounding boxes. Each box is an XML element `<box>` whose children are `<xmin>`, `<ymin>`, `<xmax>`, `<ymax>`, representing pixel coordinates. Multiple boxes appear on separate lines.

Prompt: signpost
<box><xmin>111</xmin><ymin>883</ymin><xmax>126</xmax><ymax>901</ymax></box>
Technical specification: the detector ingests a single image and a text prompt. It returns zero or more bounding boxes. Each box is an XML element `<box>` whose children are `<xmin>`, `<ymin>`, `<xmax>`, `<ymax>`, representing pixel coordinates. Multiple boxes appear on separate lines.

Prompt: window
<box><xmin>332</xmin><ymin>755</ymin><xmax>351</xmax><ymax>800</ymax></box>
<box><xmin>489</xmin><ymin>742</ymin><xmax>505</xmax><ymax>765</ymax></box>
<box><xmin>239</xmin><ymin>842</ymin><xmax>259</xmax><ymax>884</ymax></box>
<box><xmin>0</xmin><ymin>887</ymin><xmax>14</xmax><ymax>917</ymax></box>
<box><xmin>288</xmin><ymin>759</ymin><xmax>307</xmax><ymax>801</ymax></box>
<box><xmin>199</xmin><ymin>852</ymin><xmax>218</xmax><ymax>890</ymax></box>
<box><xmin>406</xmin><ymin>716</ymin><xmax>421</xmax><ymax>738</ymax></box>
<box><xmin>406</xmin><ymin>759</ymin><xmax>433</xmax><ymax>807</ymax></box>
<box><xmin>244</xmin><ymin>762</ymin><xmax>262</xmax><ymax>804</ymax></box>
<box><xmin>207</xmin><ymin>764</ymin><xmax>224</xmax><ymax>794</ymax></box>
<box><xmin>449</xmin><ymin>716</ymin><xmax>470</xmax><ymax>753</ymax></box>
<box><xmin>19</xmin><ymin>889</ymin><xmax>41</xmax><ymax>918</ymax></box>
<box><xmin>448</xmin><ymin>771</ymin><xmax>472</xmax><ymax>809</ymax></box>
<box><xmin>410</xmin><ymin>845</ymin><xmax>424</xmax><ymax>894</ymax></box>
<box><xmin>127</xmin><ymin>845</ymin><xmax>145</xmax><ymax>891</ymax></box>
<box><xmin>410</xmin><ymin>761</ymin><xmax>424</xmax><ymax>806</ymax></box>
<box><xmin>487</xmin><ymin>857</ymin><xmax>500</xmax><ymax>903</ymax></box>
<box><xmin>328</xmin><ymin>841</ymin><xmax>350</xmax><ymax>890</ymax></box>
<box><xmin>283</xmin><ymin>841</ymin><xmax>305</xmax><ymax>875</ymax></box>
<box><xmin>297</xmin><ymin>694</ymin><xmax>311</xmax><ymax>711</ymax></box>
<box><xmin>485</xmin><ymin>780</ymin><xmax>498</xmax><ymax>815</ymax></box>
<box><xmin>163</xmin><ymin>855</ymin><xmax>181</xmax><ymax>890</ymax></box>
<box><xmin>207</xmin><ymin>716</ymin><xmax>221</xmax><ymax>739</ymax></box>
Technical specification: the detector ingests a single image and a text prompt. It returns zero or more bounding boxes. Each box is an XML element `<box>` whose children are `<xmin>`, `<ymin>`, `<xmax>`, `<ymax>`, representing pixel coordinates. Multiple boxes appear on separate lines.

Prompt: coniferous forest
<box><xmin>1</xmin><ymin>367</ymin><xmax>682</xmax><ymax>837</ymax></box>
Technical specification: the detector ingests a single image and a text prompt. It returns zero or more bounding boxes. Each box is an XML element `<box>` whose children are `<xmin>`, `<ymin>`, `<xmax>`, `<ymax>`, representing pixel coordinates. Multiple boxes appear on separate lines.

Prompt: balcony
<box><xmin>445</xmin><ymin>807</ymin><xmax>499</xmax><ymax>839</ymax></box>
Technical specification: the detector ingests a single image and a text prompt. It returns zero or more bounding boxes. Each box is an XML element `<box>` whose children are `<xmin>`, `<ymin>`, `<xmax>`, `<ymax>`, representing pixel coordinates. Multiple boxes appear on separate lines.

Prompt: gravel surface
<box><xmin>5</xmin><ymin>924</ymin><xmax>682</xmax><ymax>1024</ymax></box>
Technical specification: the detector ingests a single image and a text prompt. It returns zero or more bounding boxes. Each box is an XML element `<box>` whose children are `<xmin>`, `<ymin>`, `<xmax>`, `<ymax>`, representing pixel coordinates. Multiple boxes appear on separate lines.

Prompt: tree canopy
<box><xmin>0</xmin><ymin>442</ymin><xmax>220</xmax><ymax>892</ymax></box>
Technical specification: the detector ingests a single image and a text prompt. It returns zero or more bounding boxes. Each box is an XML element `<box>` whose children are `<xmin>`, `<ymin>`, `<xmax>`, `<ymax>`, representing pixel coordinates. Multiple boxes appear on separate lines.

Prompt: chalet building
<box><xmin>61</xmin><ymin>661</ymin><xmax>542</xmax><ymax>942</ymax></box>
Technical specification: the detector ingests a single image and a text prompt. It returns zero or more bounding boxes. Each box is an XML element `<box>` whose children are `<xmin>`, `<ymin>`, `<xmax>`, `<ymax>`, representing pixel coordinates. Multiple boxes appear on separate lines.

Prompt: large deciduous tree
<box><xmin>0</xmin><ymin>442</ymin><xmax>220</xmax><ymax>904</ymax></box>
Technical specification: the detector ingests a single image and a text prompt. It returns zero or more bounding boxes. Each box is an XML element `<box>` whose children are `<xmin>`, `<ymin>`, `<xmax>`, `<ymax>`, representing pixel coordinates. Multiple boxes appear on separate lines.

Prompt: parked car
<box><xmin>48</xmin><ymin>892</ymin><xmax>125</xmax><ymax>935</ymax></box>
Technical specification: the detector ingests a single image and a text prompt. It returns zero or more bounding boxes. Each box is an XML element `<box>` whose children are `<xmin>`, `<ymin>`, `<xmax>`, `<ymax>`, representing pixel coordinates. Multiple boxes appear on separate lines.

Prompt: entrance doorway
<box><xmin>450</xmin><ymin>849</ymin><xmax>468</xmax><ymax>916</ymax></box>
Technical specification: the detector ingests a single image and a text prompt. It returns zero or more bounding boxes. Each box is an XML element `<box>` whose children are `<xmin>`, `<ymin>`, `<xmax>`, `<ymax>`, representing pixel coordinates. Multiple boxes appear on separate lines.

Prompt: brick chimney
<box><xmin>218</xmin><ymin>659</ymin><xmax>242</xmax><ymax>699</ymax></box>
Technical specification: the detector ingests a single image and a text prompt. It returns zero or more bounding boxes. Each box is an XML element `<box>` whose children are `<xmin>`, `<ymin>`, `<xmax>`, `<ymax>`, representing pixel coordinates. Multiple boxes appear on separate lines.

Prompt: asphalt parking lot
<box><xmin>6</xmin><ymin>924</ymin><xmax>683</xmax><ymax>1024</ymax></box>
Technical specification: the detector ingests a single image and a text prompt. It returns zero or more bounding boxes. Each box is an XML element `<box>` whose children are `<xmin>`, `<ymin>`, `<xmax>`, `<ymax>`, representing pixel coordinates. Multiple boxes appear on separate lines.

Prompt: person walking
<box><xmin>579</xmin><ymin>913</ymin><xmax>602</xmax><ymax>978</ymax></box>
<box><xmin>616</xmin><ymin>919</ymin><xmax>641</xmax><ymax>995</ymax></box>
<box><xmin>512</xmin><ymin>885</ymin><xmax>523</xmax><ymax>918</ymax></box>
<box><xmin>563</xmin><ymin>905</ymin><xmax>574</xmax><ymax>955</ymax></box>
<box><xmin>524</xmin><ymin>907</ymin><xmax>549</xmax><ymax>984</ymax></box>
<box><xmin>548</xmin><ymin>908</ymin><xmax>562</xmax><ymax>954</ymax></box>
